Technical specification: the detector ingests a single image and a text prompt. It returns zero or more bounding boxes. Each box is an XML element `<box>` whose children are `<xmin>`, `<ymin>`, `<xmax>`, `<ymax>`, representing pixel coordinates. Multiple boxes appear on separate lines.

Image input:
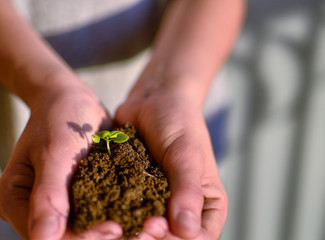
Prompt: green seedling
<box><xmin>92</xmin><ymin>130</ymin><xmax>129</xmax><ymax>155</ymax></box>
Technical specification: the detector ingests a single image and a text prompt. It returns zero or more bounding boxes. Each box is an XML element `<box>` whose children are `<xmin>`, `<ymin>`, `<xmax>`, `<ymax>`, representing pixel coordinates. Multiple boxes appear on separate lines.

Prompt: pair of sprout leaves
<box><xmin>92</xmin><ymin>130</ymin><xmax>129</xmax><ymax>155</ymax></box>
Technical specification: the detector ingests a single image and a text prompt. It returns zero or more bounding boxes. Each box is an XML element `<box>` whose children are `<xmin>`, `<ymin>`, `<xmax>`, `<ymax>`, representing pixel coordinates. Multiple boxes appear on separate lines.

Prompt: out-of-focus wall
<box><xmin>220</xmin><ymin>1</ymin><xmax>325</xmax><ymax>240</ymax></box>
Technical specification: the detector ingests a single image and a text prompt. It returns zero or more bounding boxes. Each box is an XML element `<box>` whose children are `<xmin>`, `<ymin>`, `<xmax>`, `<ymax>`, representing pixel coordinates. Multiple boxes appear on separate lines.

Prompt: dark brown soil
<box><xmin>69</xmin><ymin>123</ymin><xmax>170</xmax><ymax>239</ymax></box>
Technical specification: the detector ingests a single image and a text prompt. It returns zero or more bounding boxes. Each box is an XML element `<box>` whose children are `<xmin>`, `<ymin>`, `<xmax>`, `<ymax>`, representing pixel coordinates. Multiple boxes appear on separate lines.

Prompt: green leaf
<box><xmin>92</xmin><ymin>130</ymin><xmax>129</xmax><ymax>154</ymax></box>
<box><xmin>109</xmin><ymin>131</ymin><xmax>120</xmax><ymax>138</ymax></box>
<box><xmin>92</xmin><ymin>134</ymin><xmax>101</xmax><ymax>143</ymax></box>
<box><xmin>95</xmin><ymin>131</ymin><xmax>111</xmax><ymax>139</ymax></box>
<box><xmin>113</xmin><ymin>132</ymin><xmax>129</xmax><ymax>143</ymax></box>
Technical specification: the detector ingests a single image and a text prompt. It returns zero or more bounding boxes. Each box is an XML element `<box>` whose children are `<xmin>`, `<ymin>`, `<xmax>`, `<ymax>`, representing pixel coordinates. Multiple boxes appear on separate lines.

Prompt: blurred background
<box><xmin>219</xmin><ymin>1</ymin><xmax>325</xmax><ymax>240</ymax></box>
<box><xmin>1</xmin><ymin>0</ymin><xmax>325</xmax><ymax>239</ymax></box>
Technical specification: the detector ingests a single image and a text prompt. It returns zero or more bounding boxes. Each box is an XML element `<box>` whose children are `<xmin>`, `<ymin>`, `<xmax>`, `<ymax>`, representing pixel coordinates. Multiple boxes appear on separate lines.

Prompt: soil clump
<box><xmin>69</xmin><ymin>123</ymin><xmax>170</xmax><ymax>239</ymax></box>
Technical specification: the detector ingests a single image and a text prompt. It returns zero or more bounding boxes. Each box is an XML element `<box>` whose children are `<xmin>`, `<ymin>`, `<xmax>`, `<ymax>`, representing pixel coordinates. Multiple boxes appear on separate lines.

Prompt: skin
<box><xmin>0</xmin><ymin>0</ymin><xmax>245</xmax><ymax>239</ymax></box>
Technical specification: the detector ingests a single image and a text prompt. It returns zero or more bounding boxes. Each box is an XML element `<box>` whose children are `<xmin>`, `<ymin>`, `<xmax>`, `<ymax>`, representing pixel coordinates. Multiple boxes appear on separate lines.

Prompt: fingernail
<box><xmin>177</xmin><ymin>211</ymin><xmax>199</xmax><ymax>230</ymax></box>
<box><xmin>30</xmin><ymin>216</ymin><xmax>59</xmax><ymax>239</ymax></box>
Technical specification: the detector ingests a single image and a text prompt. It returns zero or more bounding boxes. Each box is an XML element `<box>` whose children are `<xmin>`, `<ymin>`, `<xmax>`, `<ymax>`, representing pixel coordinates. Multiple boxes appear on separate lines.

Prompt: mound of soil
<box><xmin>69</xmin><ymin>123</ymin><xmax>170</xmax><ymax>239</ymax></box>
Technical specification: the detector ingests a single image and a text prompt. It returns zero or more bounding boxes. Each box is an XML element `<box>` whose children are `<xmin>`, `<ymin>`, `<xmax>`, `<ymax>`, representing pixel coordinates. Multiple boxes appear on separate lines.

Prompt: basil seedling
<box><xmin>92</xmin><ymin>130</ymin><xmax>129</xmax><ymax>155</ymax></box>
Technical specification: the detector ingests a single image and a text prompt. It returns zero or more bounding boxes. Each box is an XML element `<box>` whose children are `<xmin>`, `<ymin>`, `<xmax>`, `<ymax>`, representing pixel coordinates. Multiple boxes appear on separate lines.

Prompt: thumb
<box><xmin>28</xmin><ymin>147</ymin><xmax>74</xmax><ymax>240</ymax></box>
<box><xmin>163</xmin><ymin>136</ymin><xmax>204</xmax><ymax>239</ymax></box>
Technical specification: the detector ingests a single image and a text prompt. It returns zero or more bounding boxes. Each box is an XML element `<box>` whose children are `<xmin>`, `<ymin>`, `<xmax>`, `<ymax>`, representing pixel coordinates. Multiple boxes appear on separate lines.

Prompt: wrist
<box><xmin>12</xmin><ymin>66</ymin><xmax>91</xmax><ymax>109</ymax></box>
<box><xmin>129</xmin><ymin>61</ymin><xmax>211</xmax><ymax>108</ymax></box>
<box><xmin>31</xmin><ymin>82</ymin><xmax>99</xmax><ymax>116</ymax></box>
<box><xmin>28</xmin><ymin>83</ymin><xmax>102</xmax><ymax>121</ymax></box>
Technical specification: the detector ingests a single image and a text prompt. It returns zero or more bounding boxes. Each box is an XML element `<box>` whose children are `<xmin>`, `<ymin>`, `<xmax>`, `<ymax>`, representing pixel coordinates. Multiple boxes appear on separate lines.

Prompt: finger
<box><xmin>0</xmin><ymin>145</ymin><xmax>34</xmax><ymax>238</ymax></box>
<box><xmin>0</xmin><ymin>176</ymin><xmax>30</xmax><ymax>239</ymax></box>
<box><xmin>61</xmin><ymin>221</ymin><xmax>123</xmax><ymax>240</ymax></box>
<box><xmin>162</xmin><ymin>134</ymin><xmax>204</xmax><ymax>239</ymax></box>
<box><xmin>28</xmin><ymin>136</ymin><xmax>78</xmax><ymax>240</ymax></box>
<box><xmin>142</xmin><ymin>216</ymin><xmax>168</xmax><ymax>239</ymax></box>
<box><xmin>201</xmin><ymin>194</ymin><xmax>228</xmax><ymax>239</ymax></box>
<box><xmin>198</xmin><ymin>161</ymin><xmax>228</xmax><ymax>239</ymax></box>
<box><xmin>130</xmin><ymin>232</ymin><xmax>155</xmax><ymax>240</ymax></box>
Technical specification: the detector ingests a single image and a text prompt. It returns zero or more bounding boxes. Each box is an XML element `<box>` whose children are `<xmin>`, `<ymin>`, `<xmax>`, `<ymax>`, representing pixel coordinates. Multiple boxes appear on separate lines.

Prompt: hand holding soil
<box><xmin>115</xmin><ymin>83</ymin><xmax>228</xmax><ymax>240</ymax></box>
<box><xmin>0</xmin><ymin>86</ymin><xmax>116</xmax><ymax>240</ymax></box>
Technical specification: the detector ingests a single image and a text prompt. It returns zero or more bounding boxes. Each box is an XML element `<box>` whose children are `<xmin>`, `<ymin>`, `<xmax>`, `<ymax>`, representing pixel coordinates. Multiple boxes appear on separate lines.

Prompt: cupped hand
<box><xmin>115</xmin><ymin>79</ymin><xmax>228</xmax><ymax>240</ymax></box>
<box><xmin>0</xmin><ymin>84</ymin><xmax>123</xmax><ymax>240</ymax></box>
